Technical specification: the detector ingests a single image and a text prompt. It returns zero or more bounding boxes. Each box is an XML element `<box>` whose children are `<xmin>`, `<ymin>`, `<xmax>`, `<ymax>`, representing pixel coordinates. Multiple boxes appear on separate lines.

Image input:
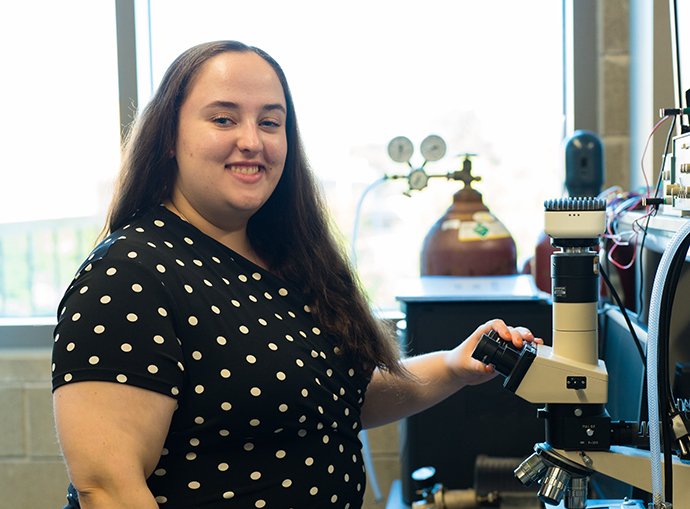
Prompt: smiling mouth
<box><xmin>226</xmin><ymin>165</ymin><xmax>262</xmax><ymax>175</ymax></box>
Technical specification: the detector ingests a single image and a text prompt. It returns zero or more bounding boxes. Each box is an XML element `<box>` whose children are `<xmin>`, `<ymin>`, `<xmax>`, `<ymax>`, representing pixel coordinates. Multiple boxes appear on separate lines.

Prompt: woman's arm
<box><xmin>53</xmin><ymin>381</ymin><xmax>177</xmax><ymax>509</ymax></box>
<box><xmin>360</xmin><ymin>319</ymin><xmax>540</xmax><ymax>429</ymax></box>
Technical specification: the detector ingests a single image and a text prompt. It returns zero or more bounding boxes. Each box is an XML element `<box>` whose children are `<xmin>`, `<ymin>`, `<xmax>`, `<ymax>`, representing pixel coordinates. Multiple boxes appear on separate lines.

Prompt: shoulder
<box><xmin>77</xmin><ymin>207</ymin><xmax>194</xmax><ymax>274</ymax></box>
<box><xmin>58</xmin><ymin>209</ymin><xmax>180</xmax><ymax>304</ymax></box>
<box><xmin>99</xmin><ymin>207</ymin><xmax>182</xmax><ymax>257</ymax></box>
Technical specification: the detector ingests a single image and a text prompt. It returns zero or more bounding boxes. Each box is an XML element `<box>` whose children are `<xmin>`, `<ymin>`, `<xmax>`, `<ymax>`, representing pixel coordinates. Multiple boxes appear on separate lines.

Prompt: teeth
<box><xmin>227</xmin><ymin>165</ymin><xmax>260</xmax><ymax>175</ymax></box>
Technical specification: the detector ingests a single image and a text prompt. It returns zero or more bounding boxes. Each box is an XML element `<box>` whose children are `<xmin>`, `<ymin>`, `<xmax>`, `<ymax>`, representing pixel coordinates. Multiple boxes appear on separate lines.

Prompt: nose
<box><xmin>237</xmin><ymin>122</ymin><xmax>262</xmax><ymax>153</ymax></box>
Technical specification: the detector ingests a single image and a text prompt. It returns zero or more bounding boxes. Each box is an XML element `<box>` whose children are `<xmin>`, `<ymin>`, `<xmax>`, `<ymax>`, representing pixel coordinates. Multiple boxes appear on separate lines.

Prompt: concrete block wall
<box><xmin>0</xmin><ymin>348</ymin><xmax>70</xmax><ymax>508</ymax></box>
<box><xmin>599</xmin><ymin>0</ymin><xmax>631</xmax><ymax>191</ymax></box>
<box><xmin>362</xmin><ymin>423</ymin><xmax>402</xmax><ymax>508</ymax></box>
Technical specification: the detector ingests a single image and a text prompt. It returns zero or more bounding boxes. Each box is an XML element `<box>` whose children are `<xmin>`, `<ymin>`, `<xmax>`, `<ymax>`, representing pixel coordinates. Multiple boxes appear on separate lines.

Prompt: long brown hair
<box><xmin>107</xmin><ymin>40</ymin><xmax>404</xmax><ymax>377</ymax></box>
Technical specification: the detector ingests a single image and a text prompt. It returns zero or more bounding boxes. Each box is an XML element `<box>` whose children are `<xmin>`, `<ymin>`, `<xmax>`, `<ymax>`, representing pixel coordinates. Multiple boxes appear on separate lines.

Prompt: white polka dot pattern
<box><xmin>51</xmin><ymin>206</ymin><xmax>368</xmax><ymax>508</ymax></box>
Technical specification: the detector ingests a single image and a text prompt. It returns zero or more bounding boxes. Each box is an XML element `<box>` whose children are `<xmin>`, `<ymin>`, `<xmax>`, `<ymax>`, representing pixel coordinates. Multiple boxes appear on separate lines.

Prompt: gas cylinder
<box><xmin>421</xmin><ymin>156</ymin><xmax>517</xmax><ymax>276</ymax></box>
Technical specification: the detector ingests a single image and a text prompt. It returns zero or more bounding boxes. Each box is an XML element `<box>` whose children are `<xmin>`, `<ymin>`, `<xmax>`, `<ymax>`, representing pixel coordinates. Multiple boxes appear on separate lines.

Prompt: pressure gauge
<box><xmin>387</xmin><ymin>136</ymin><xmax>414</xmax><ymax>163</ymax></box>
<box><xmin>408</xmin><ymin>168</ymin><xmax>429</xmax><ymax>191</ymax></box>
<box><xmin>420</xmin><ymin>134</ymin><xmax>447</xmax><ymax>162</ymax></box>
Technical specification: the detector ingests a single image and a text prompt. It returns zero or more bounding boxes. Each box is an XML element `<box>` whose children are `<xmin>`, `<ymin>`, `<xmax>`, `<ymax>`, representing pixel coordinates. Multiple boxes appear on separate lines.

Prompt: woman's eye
<box><xmin>260</xmin><ymin>119</ymin><xmax>281</xmax><ymax>128</ymax></box>
<box><xmin>212</xmin><ymin>116</ymin><xmax>234</xmax><ymax>126</ymax></box>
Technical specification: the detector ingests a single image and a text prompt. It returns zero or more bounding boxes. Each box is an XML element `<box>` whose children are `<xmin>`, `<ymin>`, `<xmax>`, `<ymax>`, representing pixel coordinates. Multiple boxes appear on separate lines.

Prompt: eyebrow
<box><xmin>204</xmin><ymin>100</ymin><xmax>286</xmax><ymax>114</ymax></box>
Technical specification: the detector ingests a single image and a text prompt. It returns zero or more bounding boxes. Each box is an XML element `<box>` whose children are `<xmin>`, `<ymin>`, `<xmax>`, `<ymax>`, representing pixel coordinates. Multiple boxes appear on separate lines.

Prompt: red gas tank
<box><xmin>420</xmin><ymin>158</ymin><xmax>517</xmax><ymax>276</ymax></box>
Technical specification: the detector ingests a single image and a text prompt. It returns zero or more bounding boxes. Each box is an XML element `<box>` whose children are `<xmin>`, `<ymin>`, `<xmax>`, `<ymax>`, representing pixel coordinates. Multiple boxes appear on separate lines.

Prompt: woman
<box><xmin>52</xmin><ymin>40</ymin><xmax>538</xmax><ymax>509</ymax></box>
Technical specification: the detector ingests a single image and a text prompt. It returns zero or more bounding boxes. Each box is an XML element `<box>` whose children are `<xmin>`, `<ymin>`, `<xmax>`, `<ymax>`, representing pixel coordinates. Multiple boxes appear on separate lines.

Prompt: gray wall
<box><xmin>0</xmin><ymin>345</ymin><xmax>70</xmax><ymax>508</ymax></box>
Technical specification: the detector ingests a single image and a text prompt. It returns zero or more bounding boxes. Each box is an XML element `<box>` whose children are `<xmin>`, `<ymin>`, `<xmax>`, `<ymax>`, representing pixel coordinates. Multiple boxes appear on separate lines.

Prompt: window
<box><xmin>141</xmin><ymin>0</ymin><xmax>564</xmax><ymax>310</ymax></box>
<box><xmin>0</xmin><ymin>1</ymin><xmax>119</xmax><ymax>318</ymax></box>
<box><xmin>0</xmin><ymin>0</ymin><xmax>564</xmax><ymax>319</ymax></box>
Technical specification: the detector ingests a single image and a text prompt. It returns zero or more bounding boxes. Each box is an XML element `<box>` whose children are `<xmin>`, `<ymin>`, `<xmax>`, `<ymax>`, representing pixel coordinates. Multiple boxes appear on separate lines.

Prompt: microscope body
<box><xmin>473</xmin><ymin>198</ymin><xmax>690</xmax><ymax>508</ymax></box>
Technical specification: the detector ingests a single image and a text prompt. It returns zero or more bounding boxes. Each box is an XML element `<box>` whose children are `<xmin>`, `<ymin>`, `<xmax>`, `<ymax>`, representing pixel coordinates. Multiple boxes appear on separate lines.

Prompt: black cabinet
<box><xmin>396</xmin><ymin>276</ymin><xmax>553</xmax><ymax>504</ymax></box>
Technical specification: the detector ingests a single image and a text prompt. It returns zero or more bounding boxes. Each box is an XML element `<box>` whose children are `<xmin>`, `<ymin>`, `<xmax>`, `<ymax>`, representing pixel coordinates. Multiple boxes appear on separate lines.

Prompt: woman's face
<box><xmin>171</xmin><ymin>51</ymin><xmax>288</xmax><ymax>231</ymax></box>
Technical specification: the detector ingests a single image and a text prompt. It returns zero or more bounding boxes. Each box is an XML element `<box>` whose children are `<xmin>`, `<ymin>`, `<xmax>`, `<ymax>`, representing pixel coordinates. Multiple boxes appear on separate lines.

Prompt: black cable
<box><xmin>637</xmin><ymin>116</ymin><xmax>676</xmax><ymax>315</ymax></box>
<box><xmin>662</xmin><ymin>238</ymin><xmax>690</xmax><ymax>405</ymax></box>
<box><xmin>637</xmin><ymin>213</ymin><xmax>652</xmax><ymax>315</ymax></box>
<box><xmin>599</xmin><ymin>262</ymin><xmax>646</xmax><ymax>368</ymax></box>
<box><xmin>655</xmin><ymin>116</ymin><xmax>676</xmax><ymax>199</ymax></box>
<box><xmin>661</xmin><ymin>240</ymin><xmax>688</xmax><ymax>393</ymax></box>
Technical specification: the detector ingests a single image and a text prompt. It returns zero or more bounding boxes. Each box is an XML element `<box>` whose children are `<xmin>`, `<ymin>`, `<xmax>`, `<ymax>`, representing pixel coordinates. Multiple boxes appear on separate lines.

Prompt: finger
<box><xmin>485</xmin><ymin>318</ymin><xmax>509</xmax><ymax>338</ymax></box>
<box><xmin>516</xmin><ymin>329</ymin><xmax>545</xmax><ymax>347</ymax></box>
<box><xmin>505</xmin><ymin>326</ymin><xmax>524</xmax><ymax>348</ymax></box>
<box><xmin>514</xmin><ymin>326</ymin><xmax>534</xmax><ymax>339</ymax></box>
<box><xmin>505</xmin><ymin>326</ymin><xmax>535</xmax><ymax>348</ymax></box>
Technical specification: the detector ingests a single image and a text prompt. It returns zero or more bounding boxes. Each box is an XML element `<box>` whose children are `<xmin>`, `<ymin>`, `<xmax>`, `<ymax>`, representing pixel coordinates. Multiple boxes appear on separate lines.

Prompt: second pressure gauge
<box><xmin>420</xmin><ymin>134</ymin><xmax>447</xmax><ymax>162</ymax></box>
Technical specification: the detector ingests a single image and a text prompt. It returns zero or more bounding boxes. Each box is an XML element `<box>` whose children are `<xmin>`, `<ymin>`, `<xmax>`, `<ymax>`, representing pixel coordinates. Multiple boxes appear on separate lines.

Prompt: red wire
<box><xmin>607</xmin><ymin>235</ymin><xmax>638</xmax><ymax>270</ymax></box>
<box><xmin>640</xmin><ymin>115</ymin><xmax>672</xmax><ymax>197</ymax></box>
<box><xmin>604</xmin><ymin>116</ymin><xmax>671</xmax><ymax>270</ymax></box>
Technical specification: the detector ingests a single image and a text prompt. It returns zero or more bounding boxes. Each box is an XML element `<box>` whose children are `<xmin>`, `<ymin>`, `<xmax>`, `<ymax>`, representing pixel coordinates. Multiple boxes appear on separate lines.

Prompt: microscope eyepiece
<box><xmin>471</xmin><ymin>330</ymin><xmax>537</xmax><ymax>392</ymax></box>
<box><xmin>472</xmin><ymin>330</ymin><xmax>520</xmax><ymax>377</ymax></box>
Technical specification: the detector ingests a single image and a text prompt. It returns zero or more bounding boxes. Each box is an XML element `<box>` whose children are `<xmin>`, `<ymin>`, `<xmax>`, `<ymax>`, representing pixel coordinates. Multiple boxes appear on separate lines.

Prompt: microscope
<box><xmin>471</xmin><ymin>197</ymin><xmax>690</xmax><ymax>509</ymax></box>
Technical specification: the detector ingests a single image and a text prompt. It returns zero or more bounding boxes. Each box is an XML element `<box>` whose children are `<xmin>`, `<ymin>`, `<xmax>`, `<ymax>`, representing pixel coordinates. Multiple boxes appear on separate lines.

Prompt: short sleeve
<box><xmin>52</xmin><ymin>257</ymin><xmax>185</xmax><ymax>399</ymax></box>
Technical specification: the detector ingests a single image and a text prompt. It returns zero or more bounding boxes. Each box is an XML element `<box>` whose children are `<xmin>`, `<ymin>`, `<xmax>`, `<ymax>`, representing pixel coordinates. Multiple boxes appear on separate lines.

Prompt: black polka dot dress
<box><xmin>52</xmin><ymin>206</ymin><xmax>370</xmax><ymax>509</ymax></box>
